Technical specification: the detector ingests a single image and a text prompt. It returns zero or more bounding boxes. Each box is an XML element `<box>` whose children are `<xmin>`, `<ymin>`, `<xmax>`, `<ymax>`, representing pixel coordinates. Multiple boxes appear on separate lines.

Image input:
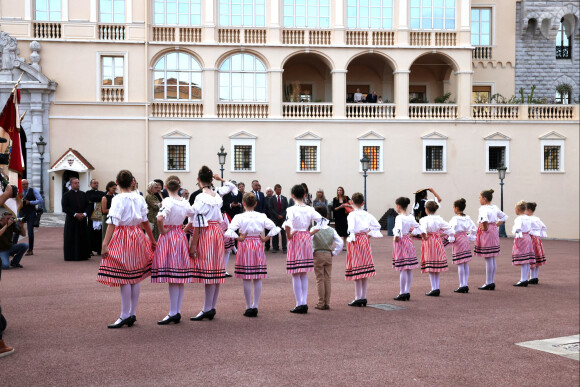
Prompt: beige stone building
<box><xmin>0</xmin><ymin>0</ymin><xmax>578</xmax><ymax>238</ymax></box>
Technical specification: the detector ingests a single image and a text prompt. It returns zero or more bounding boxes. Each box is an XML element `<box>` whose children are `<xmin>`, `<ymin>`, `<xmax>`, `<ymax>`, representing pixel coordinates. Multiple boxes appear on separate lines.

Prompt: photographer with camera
<box><xmin>0</xmin><ymin>212</ymin><xmax>28</xmax><ymax>270</ymax></box>
<box><xmin>17</xmin><ymin>179</ymin><xmax>43</xmax><ymax>256</ymax></box>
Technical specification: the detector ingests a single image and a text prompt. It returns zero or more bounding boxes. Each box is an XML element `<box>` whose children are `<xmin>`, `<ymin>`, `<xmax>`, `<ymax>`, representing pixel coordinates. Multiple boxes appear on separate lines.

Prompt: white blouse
<box><xmin>512</xmin><ymin>215</ymin><xmax>532</xmax><ymax>238</ymax></box>
<box><xmin>529</xmin><ymin>215</ymin><xmax>547</xmax><ymax>238</ymax></box>
<box><xmin>419</xmin><ymin>215</ymin><xmax>454</xmax><ymax>236</ymax></box>
<box><xmin>478</xmin><ymin>204</ymin><xmax>508</xmax><ymax>224</ymax></box>
<box><xmin>225</xmin><ymin>211</ymin><xmax>280</xmax><ymax>238</ymax></box>
<box><xmin>214</xmin><ymin>181</ymin><xmax>238</xmax><ymax>197</ymax></box>
<box><xmin>346</xmin><ymin>209</ymin><xmax>383</xmax><ymax>242</ymax></box>
<box><xmin>448</xmin><ymin>215</ymin><xmax>477</xmax><ymax>242</ymax></box>
<box><xmin>284</xmin><ymin>205</ymin><xmax>323</xmax><ymax>232</ymax></box>
<box><xmin>189</xmin><ymin>192</ymin><xmax>224</xmax><ymax>227</ymax></box>
<box><xmin>392</xmin><ymin>214</ymin><xmax>422</xmax><ymax>238</ymax></box>
<box><xmin>158</xmin><ymin>197</ymin><xmax>195</xmax><ymax>226</ymax></box>
<box><xmin>107</xmin><ymin>193</ymin><xmax>148</xmax><ymax>226</ymax></box>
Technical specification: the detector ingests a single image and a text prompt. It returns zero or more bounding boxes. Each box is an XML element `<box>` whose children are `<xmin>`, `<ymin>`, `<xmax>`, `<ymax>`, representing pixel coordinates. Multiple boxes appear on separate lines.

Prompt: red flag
<box><xmin>0</xmin><ymin>89</ymin><xmax>24</xmax><ymax>176</ymax></box>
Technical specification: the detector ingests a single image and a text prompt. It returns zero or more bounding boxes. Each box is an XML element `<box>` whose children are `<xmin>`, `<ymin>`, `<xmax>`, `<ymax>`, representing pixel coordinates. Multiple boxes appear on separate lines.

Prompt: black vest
<box><xmin>21</xmin><ymin>188</ymin><xmax>37</xmax><ymax>215</ymax></box>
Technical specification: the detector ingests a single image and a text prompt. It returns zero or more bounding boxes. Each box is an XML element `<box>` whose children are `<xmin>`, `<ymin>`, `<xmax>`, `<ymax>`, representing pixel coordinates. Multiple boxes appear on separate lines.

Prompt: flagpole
<box><xmin>10</xmin><ymin>72</ymin><xmax>24</xmax><ymax>95</ymax></box>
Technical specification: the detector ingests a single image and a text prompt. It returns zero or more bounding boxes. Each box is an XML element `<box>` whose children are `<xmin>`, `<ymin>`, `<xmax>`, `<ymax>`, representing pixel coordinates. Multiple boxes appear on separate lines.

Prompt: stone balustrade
<box><xmin>217</xmin><ymin>28</ymin><xmax>267</xmax><ymax>44</ymax></box>
<box><xmin>473</xmin><ymin>46</ymin><xmax>493</xmax><ymax>60</ymax></box>
<box><xmin>346</xmin><ymin>103</ymin><xmax>396</xmax><ymax>119</ymax></box>
<box><xmin>282</xmin><ymin>29</ymin><xmax>332</xmax><ymax>45</ymax></box>
<box><xmin>472</xmin><ymin>104</ymin><xmax>520</xmax><ymax>120</ymax></box>
<box><xmin>217</xmin><ymin>103</ymin><xmax>269</xmax><ymax>118</ymax></box>
<box><xmin>101</xmin><ymin>87</ymin><xmax>125</xmax><ymax>103</ymax></box>
<box><xmin>98</xmin><ymin>24</ymin><xmax>126</xmax><ymax>40</ymax></box>
<box><xmin>282</xmin><ymin>103</ymin><xmax>333</xmax><ymax>118</ymax></box>
<box><xmin>151</xmin><ymin>101</ymin><xmax>203</xmax><ymax>118</ymax></box>
<box><xmin>409</xmin><ymin>103</ymin><xmax>458</xmax><ymax>119</ymax></box>
<box><xmin>32</xmin><ymin>22</ymin><xmax>62</xmax><ymax>39</ymax></box>
<box><xmin>473</xmin><ymin>104</ymin><xmax>579</xmax><ymax>121</ymax></box>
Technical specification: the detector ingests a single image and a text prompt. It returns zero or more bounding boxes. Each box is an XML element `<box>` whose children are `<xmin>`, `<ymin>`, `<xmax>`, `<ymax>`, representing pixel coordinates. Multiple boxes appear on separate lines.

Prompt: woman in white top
<box><xmin>392</xmin><ymin>197</ymin><xmax>424</xmax><ymax>301</ymax></box>
<box><xmin>97</xmin><ymin>170</ymin><xmax>156</xmax><ymax>329</ymax></box>
<box><xmin>345</xmin><ymin>193</ymin><xmax>383</xmax><ymax>307</ymax></box>
<box><xmin>525</xmin><ymin>202</ymin><xmax>547</xmax><ymax>284</ymax></box>
<box><xmin>152</xmin><ymin>176</ymin><xmax>195</xmax><ymax>325</ymax></box>
<box><xmin>226</xmin><ymin>193</ymin><xmax>280</xmax><ymax>318</ymax></box>
<box><xmin>511</xmin><ymin>201</ymin><xmax>535</xmax><ymax>287</ymax></box>
<box><xmin>187</xmin><ymin>166</ymin><xmax>235</xmax><ymax>321</ymax></box>
<box><xmin>419</xmin><ymin>201</ymin><xmax>454</xmax><ymax>297</ymax></box>
<box><xmin>448</xmin><ymin>199</ymin><xmax>477</xmax><ymax>294</ymax></box>
<box><xmin>284</xmin><ymin>184</ymin><xmax>322</xmax><ymax>314</ymax></box>
<box><xmin>475</xmin><ymin>189</ymin><xmax>508</xmax><ymax>291</ymax></box>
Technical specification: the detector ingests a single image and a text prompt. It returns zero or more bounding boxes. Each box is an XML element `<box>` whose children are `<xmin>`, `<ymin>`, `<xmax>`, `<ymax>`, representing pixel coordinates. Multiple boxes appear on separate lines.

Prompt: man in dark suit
<box><xmin>85</xmin><ymin>179</ymin><xmax>104</xmax><ymax>255</ymax></box>
<box><xmin>251</xmin><ymin>180</ymin><xmax>266</xmax><ymax>213</ymax></box>
<box><xmin>61</xmin><ymin>178</ymin><xmax>91</xmax><ymax>261</ymax></box>
<box><xmin>222</xmin><ymin>181</ymin><xmax>244</xmax><ymax>220</ymax></box>
<box><xmin>268</xmin><ymin>184</ymin><xmax>288</xmax><ymax>253</ymax></box>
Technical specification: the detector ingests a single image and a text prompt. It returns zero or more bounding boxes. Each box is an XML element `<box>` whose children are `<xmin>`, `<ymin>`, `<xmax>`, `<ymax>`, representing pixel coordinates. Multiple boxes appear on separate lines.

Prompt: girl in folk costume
<box><xmin>419</xmin><ymin>201</ymin><xmax>454</xmax><ymax>297</ymax></box>
<box><xmin>284</xmin><ymin>184</ymin><xmax>322</xmax><ymax>314</ymax></box>
<box><xmin>97</xmin><ymin>170</ymin><xmax>156</xmax><ymax>329</ymax></box>
<box><xmin>511</xmin><ymin>201</ymin><xmax>536</xmax><ymax>287</ymax></box>
<box><xmin>151</xmin><ymin>176</ymin><xmax>195</xmax><ymax>325</ymax></box>
<box><xmin>187</xmin><ymin>166</ymin><xmax>236</xmax><ymax>321</ymax></box>
<box><xmin>345</xmin><ymin>193</ymin><xmax>383</xmax><ymax>307</ymax></box>
<box><xmin>525</xmin><ymin>202</ymin><xmax>547</xmax><ymax>284</ymax></box>
<box><xmin>448</xmin><ymin>198</ymin><xmax>477</xmax><ymax>294</ymax></box>
<box><xmin>225</xmin><ymin>193</ymin><xmax>280</xmax><ymax>317</ymax></box>
<box><xmin>475</xmin><ymin>189</ymin><xmax>508</xmax><ymax>291</ymax></box>
<box><xmin>392</xmin><ymin>197</ymin><xmax>425</xmax><ymax>301</ymax></box>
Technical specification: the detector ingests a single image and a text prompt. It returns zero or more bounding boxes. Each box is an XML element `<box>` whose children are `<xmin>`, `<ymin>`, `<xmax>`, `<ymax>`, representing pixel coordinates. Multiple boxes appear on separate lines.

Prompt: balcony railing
<box><xmin>473</xmin><ymin>46</ymin><xmax>493</xmax><ymax>60</ymax></box>
<box><xmin>410</xmin><ymin>31</ymin><xmax>457</xmax><ymax>46</ymax></box>
<box><xmin>528</xmin><ymin>105</ymin><xmax>576</xmax><ymax>120</ymax></box>
<box><xmin>472</xmin><ymin>104</ymin><xmax>578</xmax><ymax>120</ymax></box>
<box><xmin>283</xmin><ymin>103</ymin><xmax>333</xmax><ymax>118</ymax></box>
<box><xmin>217</xmin><ymin>102</ymin><xmax>269</xmax><ymax>118</ymax></box>
<box><xmin>345</xmin><ymin>30</ymin><xmax>395</xmax><ymax>46</ymax></box>
<box><xmin>346</xmin><ymin>103</ymin><xmax>395</xmax><ymax>119</ymax></box>
<box><xmin>150</xmin><ymin>26</ymin><xmax>203</xmax><ymax>43</ymax></box>
<box><xmin>409</xmin><ymin>104</ymin><xmax>458</xmax><ymax>119</ymax></box>
<box><xmin>101</xmin><ymin>86</ymin><xmax>125</xmax><ymax>103</ymax></box>
<box><xmin>98</xmin><ymin>24</ymin><xmax>126</xmax><ymax>40</ymax></box>
<box><xmin>151</xmin><ymin>101</ymin><xmax>203</xmax><ymax>118</ymax></box>
<box><xmin>282</xmin><ymin>29</ymin><xmax>331</xmax><ymax>45</ymax></box>
<box><xmin>472</xmin><ymin>104</ymin><xmax>519</xmax><ymax>120</ymax></box>
<box><xmin>32</xmin><ymin>22</ymin><xmax>62</xmax><ymax>39</ymax></box>
<box><xmin>217</xmin><ymin>28</ymin><xmax>267</xmax><ymax>44</ymax></box>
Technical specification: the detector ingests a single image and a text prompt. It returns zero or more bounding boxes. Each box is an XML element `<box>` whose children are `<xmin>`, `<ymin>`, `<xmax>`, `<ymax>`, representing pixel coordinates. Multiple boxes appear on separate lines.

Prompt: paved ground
<box><xmin>1</xmin><ymin>227</ymin><xmax>578</xmax><ymax>386</ymax></box>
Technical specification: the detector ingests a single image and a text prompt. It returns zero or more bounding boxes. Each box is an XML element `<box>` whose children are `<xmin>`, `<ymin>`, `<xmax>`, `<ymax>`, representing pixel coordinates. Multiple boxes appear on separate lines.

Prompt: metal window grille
<box><xmin>544</xmin><ymin>146</ymin><xmax>560</xmax><ymax>171</ymax></box>
<box><xmin>425</xmin><ymin>146</ymin><xmax>443</xmax><ymax>171</ymax></box>
<box><xmin>167</xmin><ymin>145</ymin><xmax>186</xmax><ymax>170</ymax></box>
<box><xmin>488</xmin><ymin>146</ymin><xmax>505</xmax><ymax>171</ymax></box>
<box><xmin>300</xmin><ymin>146</ymin><xmax>317</xmax><ymax>171</ymax></box>
<box><xmin>234</xmin><ymin>145</ymin><xmax>252</xmax><ymax>170</ymax></box>
<box><xmin>363</xmin><ymin>146</ymin><xmax>380</xmax><ymax>171</ymax></box>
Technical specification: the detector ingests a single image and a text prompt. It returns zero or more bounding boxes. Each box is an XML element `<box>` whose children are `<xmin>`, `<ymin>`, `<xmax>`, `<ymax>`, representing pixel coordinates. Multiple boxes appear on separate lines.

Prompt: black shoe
<box><xmin>251</xmin><ymin>308</ymin><xmax>258</xmax><ymax>317</ymax></box>
<box><xmin>9</xmin><ymin>262</ymin><xmax>23</xmax><ymax>269</ymax></box>
<box><xmin>107</xmin><ymin>316</ymin><xmax>134</xmax><ymax>329</ymax></box>
<box><xmin>529</xmin><ymin>278</ymin><xmax>539</xmax><ymax>285</ymax></box>
<box><xmin>348</xmin><ymin>299</ymin><xmax>363</xmax><ymax>307</ymax></box>
<box><xmin>454</xmin><ymin>286</ymin><xmax>468</xmax><ymax>293</ymax></box>
<box><xmin>290</xmin><ymin>306</ymin><xmax>303</xmax><ymax>314</ymax></box>
<box><xmin>272</xmin><ymin>249</ymin><xmax>279</xmax><ymax>253</ymax></box>
<box><xmin>130</xmin><ymin>315</ymin><xmax>136</xmax><ymax>323</ymax></box>
<box><xmin>360</xmin><ymin>299</ymin><xmax>367</xmax><ymax>307</ymax></box>
<box><xmin>190</xmin><ymin>310</ymin><xmax>215</xmax><ymax>321</ymax></box>
<box><xmin>405</xmin><ymin>293</ymin><xmax>411</xmax><ymax>301</ymax></box>
<box><xmin>265</xmin><ymin>247</ymin><xmax>270</xmax><ymax>251</ymax></box>
<box><xmin>225</xmin><ymin>273</ymin><xmax>233</xmax><ymax>278</ymax></box>
<box><xmin>393</xmin><ymin>294</ymin><xmax>408</xmax><ymax>301</ymax></box>
<box><xmin>157</xmin><ymin>313</ymin><xmax>181</xmax><ymax>325</ymax></box>
<box><xmin>282</xmin><ymin>249</ymin><xmax>287</xmax><ymax>254</ymax></box>
<box><xmin>425</xmin><ymin>289</ymin><xmax>440</xmax><ymax>297</ymax></box>
<box><xmin>243</xmin><ymin>308</ymin><xmax>253</xmax><ymax>317</ymax></box>
<box><xmin>478</xmin><ymin>283</ymin><xmax>495</xmax><ymax>291</ymax></box>
<box><xmin>513</xmin><ymin>280</ymin><xmax>528</xmax><ymax>287</ymax></box>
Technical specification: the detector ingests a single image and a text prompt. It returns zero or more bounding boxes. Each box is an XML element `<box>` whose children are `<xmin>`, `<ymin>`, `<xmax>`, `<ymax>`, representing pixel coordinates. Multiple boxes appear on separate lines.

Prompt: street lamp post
<box><xmin>497</xmin><ymin>165</ymin><xmax>507</xmax><ymax>237</ymax></box>
<box><xmin>217</xmin><ymin>145</ymin><xmax>227</xmax><ymax>187</ymax></box>
<box><xmin>360</xmin><ymin>155</ymin><xmax>370</xmax><ymax>211</ymax></box>
<box><xmin>36</xmin><ymin>135</ymin><xmax>47</xmax><ymax>211</ymax></box>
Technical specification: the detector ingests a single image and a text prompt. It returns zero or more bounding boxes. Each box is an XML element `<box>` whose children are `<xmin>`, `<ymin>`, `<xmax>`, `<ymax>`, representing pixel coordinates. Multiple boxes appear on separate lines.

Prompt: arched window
<box><xmin>218</xmin><ymin>53</ymin><xmax>267</xmax><ymax>102</ymax></box>
<box><xmin>556</xmin><ymin>18</ymin><xmax>571</xmax><ymax>59</ymax></box>
<box><xmin>153</xmin><ymin>0</ymin><xmax>202</xmax><ymax>25</ymax></box>
<box><xmin>153</xmin><ymin>52</ymin><xmax>202</xmax><ymax>100</ymax></box>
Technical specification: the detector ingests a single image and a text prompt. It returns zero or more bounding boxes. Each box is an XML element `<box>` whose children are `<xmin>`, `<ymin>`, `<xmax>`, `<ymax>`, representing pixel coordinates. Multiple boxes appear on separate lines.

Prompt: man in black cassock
<box><xmin>61</xmin><ymin>178</ymin><xmax>90</xmax><ymax>261</ymax></box>
<box><xmin>85</xmin><ymin>179</ymin><xmax>104</xmax><ymax>255</ymax></box>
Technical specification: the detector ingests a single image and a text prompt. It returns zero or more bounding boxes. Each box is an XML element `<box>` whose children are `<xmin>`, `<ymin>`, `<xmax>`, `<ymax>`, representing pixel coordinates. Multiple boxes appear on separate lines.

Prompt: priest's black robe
<box><xmin>62</xmin><ymin>190</ymin><xmax>91</xmax><ymax>261</ymax></box>
<box><xmin>85</xmin><ymin>189</ymin><xmax>105</xmax><ymax>255</ymax></box>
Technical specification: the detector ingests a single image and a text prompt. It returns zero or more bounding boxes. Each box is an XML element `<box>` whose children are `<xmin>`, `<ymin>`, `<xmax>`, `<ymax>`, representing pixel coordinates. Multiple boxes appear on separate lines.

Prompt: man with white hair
<box><xmin>18</xmin><ymin>179</ymin><xmax>43</xmax><ymax>256</ymax></box>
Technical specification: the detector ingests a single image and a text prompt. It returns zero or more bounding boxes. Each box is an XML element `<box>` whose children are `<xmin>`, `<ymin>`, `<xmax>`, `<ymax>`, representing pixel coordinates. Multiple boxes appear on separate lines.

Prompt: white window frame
<box><xmin>540</xmin><ymin>139</ymin><xmax>565</xmax><ymax>173</ymax></box>
<box><xmin>422</xmin><ymin>138</ymin><xmax>446</xmax><ymax>173</ymax></box>
<box><xmin>153</xmin><ymin>52</ymin><xmax>203</xmax><ymax>101</ymax></box>
<box><xmin>96</xmin><ymin>51</ymin><xmax>129</xmax><ymax>101</ymax></box>
<box><xmin>410</xmin><ymin>0</ymin><xmax>456</xmax><ymax>30</ymax></box>
<box><xmin>230</xmin><ymin>138</ymin><xmax>256</xmax><ymax>173</ymax></box>
<box><xmin>359</xmin><ymin>139</ymin><xmax>384</xmax><ymax>173</ymax></box>
<box><xmin>99</xmin><ymin>0</ymin><xmax>126</xmax><ymax>23</ymax></box>
<box><xmin>153</xmin><ymin>0</ymin><xmax>202</xmax><ymax>26</ymax></box>
<box><xmin>485</xmin><ymin>139</ymin><xmax>510</xmax><ymax>173</ymax></box>
<box><xmin>296</xmin><ymin>139</ymin><xmax>321</xmax><ymax>173</ymax></box>
<box><xmin>34</xmin><ymin>0</ymin><xmax>63</xmax><ymax>21</ymax></box>
<box><xmin>470</xmin><ymin>7</ymin><xmax>493</xmax><ymax>46</ymax></box>
<box><xmin>164</xmin><ymin>137</ymin><xmax>190</xmax><ymax>172</ymax></box>
<box><xmin>283</xmin><ymin>0</ymin><xmax>331</xmax><ymax>29</ymax></box>
<box><xmin>218</xmin><ymin>0</ymin><xmax>266</xmax><ymax>27</ymax></box>
<box><xmin>218</xmin><ymin>53</ymin><xmax>267</xmax><ymax>102</ymax></box>
<box><xmin>346</xmin><ymin>0</ymin><xmax>393</xmax><ymax>30</ymax></box>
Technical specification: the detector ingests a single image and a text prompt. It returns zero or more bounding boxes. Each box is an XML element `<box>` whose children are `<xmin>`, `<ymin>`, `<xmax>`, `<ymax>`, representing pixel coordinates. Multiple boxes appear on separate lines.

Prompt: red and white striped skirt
<box><xmin>286</xmin><ymin>231</ymin><xmax>314</xmax><ymax>274</ymax></box>
<box><xmin>474</xmin><ymin>223</ymin><xmax>500</xmax><ymax>258</ymax></box>
<box><xmin>421</xmin><ymin>232</ymin><xmax>448</xmax><ymax>273</ymax></box>
<box><xmin>191</xmin><ymin>221</ymin><xmax>226</xmax><ymax>284</ymax></box>
<box><xmin>220</xmin><ymin>214</ymin><xmax>235</xmax><ymax>253</ymax></box>
<box><xmin>530</xmin><ymin>235</ymin><xmax>546</xmax><ymax>268</ymax></box>
<box><xmin>151</xmin><ymin>225</ymin><xmax>193</xmax><ymax>283</ymax></box>
<box><xmin>451</xmin><ymin>232</ymin><xmax>472</xmax><ymax>265</ymax></box>
<box><xmin>345</xmin><ymin>233</ymin><xmax>376</xmax><ymax>281</ymax></box>
<box><xmin>441</xmin><ymin>234</ymin><xmax>451</xmax><ymax>249</ymax></box>
<box><xmin>392</xmin><ymin>235</ymin><xmax>419</xmax><ymax>271</ymax></box>
<box><xmin>97</xmin><ymin>225</ymin><xmax>153</xmax><ymax>287</ymax></box>
<box><xmin>235</xmin><ymin>236</ymin><xmax>267</xmax><ymax>279</ymax></box>
<box><xmin>512</xmin><ymin>233</ymin><xmax>535</xmax><ymax>266</ymax></box>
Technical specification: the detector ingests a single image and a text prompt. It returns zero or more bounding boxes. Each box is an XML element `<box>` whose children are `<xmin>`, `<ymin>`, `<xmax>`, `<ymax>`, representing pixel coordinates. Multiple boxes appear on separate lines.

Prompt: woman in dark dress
<box><xmin>101</xmin><ymin>181</ymin><xmax>117</xmax><ymax>242</ymax></box>
<box><xmin>332</xmin><ymin>186</ymin><xmax>351</xmax><ymax>250</ymax></box>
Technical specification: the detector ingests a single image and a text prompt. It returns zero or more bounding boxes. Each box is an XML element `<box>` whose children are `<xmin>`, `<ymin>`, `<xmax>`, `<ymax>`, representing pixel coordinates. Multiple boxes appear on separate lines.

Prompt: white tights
<box><xmin>484</xmin><ymin>257</ymin><xmax>497</xmax><ymax>285</ymax></box>
<box><xmin>119</xmin><ymin>283</ymin><xmax>140</xmax><ymax>320</ymax></box>
<box><xmin>457</xmin><ymin>263</ymin><xmax>470</xmax><ymax>287</ymax></box>
<box><xmin>530</xmin><ymin>266</ymin><xmax>540</xmax><ymax>280</ymax></box>
<box><xmin>243</xmin><ymin>279</ymin><xmax>263</xmax><ymax>309</ymax></box>
<box><xmin>399</xmin><ymin>270</ymin><xmax>413</xmax><ymax>294</ymax></box>
<box><xmin>292</xmin><ymin>273</ymin><xmax>309</xmax><ymax>306</ymax></box>
<box><xmin>428</xmin><ymin>273</ymin><xmax>440</xmax><ymax>291</ymax></box>
<box><xmin>224</xmin><ymin>251</ymin><xmax>231</xmax><ymax>273</ymax></box>
<box><xmin>168</xmin><ymin>283</ymin><xmax>185</xmax><ymax>316</ymax></box>
<box><xmin>202</xmin><ymin>284</ymin><xmax>221</xmax><ymax>312</ymax></box>
<box><xmin>354</xmin><ymin>278</ymin><xmax>369</xmax><ymax>300</ymax></box>
<box><xmin>520</xmin><ymin>263</ymin><xmax>530</xmax><ymax>282</ymax></box>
